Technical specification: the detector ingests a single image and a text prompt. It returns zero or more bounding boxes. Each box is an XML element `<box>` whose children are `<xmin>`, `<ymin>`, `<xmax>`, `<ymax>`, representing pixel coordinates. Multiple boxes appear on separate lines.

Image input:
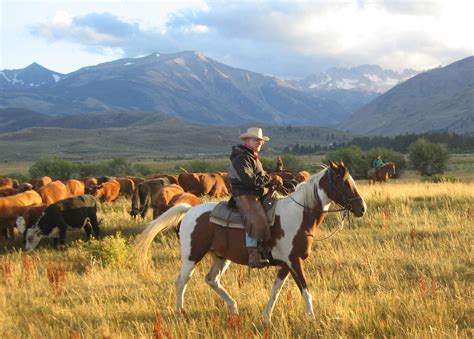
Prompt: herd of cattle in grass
<box><xmin>0</xmin><ymin>169</ymin><xmax>311</xmax><ymax>251</ymax></box>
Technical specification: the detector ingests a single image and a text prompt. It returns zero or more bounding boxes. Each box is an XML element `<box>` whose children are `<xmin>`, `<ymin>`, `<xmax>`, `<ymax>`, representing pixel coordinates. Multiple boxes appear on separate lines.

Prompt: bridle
<box><xmin>326</xmin><ymin>168</ymin><xmax>364</xmax><ymax>212</ymax></box>
<box><xmin>287</xmin><ymin>168</ymin><xmax>362</xmax><ymax>241</ymax></box>
<box><xmin>288</xmin><ymin>168</ymin><xmax>361</xmax><ymax>213</ymax></box>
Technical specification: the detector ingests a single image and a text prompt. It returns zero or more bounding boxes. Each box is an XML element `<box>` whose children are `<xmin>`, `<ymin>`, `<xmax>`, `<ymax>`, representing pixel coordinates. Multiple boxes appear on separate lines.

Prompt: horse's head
<box><xmin>388</xmin><ymin>163</ymin><xmax>396</xmax><ymax>177</ymax></box>
<box><xmin>325</xmin><ymin>160</ymin><xmax>366</xmax><ymax>217</ymax></box>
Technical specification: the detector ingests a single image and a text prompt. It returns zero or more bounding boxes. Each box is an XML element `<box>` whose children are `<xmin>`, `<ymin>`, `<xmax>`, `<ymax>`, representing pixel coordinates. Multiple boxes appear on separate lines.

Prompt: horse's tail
<box><xmin>130</xmin><ymin>185</ymin><xmax>140</xmax><ymax>217</ymax></box>
<box><xmin>133</xmin><ymin>203</ymin><xmax>193</xmax><ymax>272</ymax></box>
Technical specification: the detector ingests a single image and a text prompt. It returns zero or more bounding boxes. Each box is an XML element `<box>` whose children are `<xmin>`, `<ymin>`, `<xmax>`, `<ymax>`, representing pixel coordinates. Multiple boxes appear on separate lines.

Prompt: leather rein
<box><xmin>286</xmin><ymin>168</ymin><xmax>359</xmax><ymax>241</ymax></box>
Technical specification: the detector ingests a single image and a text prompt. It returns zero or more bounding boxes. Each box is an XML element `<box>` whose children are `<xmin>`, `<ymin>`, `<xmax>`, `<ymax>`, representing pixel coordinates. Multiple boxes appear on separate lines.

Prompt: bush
<box><xmin>261</xmin><ymin>154</ymin><xmax>304</xmax><ymax>172</ymax></box>
<box><xmin>326</xmin><ymin>146</ymin><xmax>407</xmax><ymax>179</ymax></box>
<box><xmin>133</xmin><ymin>163</ymin><xmax>153</xmax><ymax>176</ymax></box>
<box><xmin>2</xmin><ymin>172</ymin><xmax>30</xmax><ymax>183</ymax></box>
<box><xmin>82</xmin><ymin>233</ymin><xmax>129</xmax><ymax>267</ymax></box>
<box><xmin>325</xmin><ymin>145</ymin><xmax>367</xmax><ymax>179</ymax></box>
<box><xmin>29</xmin><ymin>159</ymin><xmax>80</xmax><ymax>180</ymax></box>
<box><xmin>421</xmin><ymin>174</ymin><xmax>459</xmax><ymax>183</ymax></box>
<box><xmin>176</xmin><ymin>160</ymin><xmax>228</xmax><ymax>173</ymax></box>
<box><xmin>365</xmin><ymin>147</ymin><xmax>407</xmax><ymax>178</ymax></box>
<box><xmin>408</xmin><ymin>138</ymin><xmax>450</xmax><ymax>176</ymax></box>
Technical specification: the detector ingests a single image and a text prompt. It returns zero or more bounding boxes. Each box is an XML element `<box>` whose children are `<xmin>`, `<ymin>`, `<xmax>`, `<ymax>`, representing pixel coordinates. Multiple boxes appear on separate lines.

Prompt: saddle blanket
<box><xmin>209</xmin><ymin>198</ymin><xmax>278</xmax><ymax>230</ymax></box>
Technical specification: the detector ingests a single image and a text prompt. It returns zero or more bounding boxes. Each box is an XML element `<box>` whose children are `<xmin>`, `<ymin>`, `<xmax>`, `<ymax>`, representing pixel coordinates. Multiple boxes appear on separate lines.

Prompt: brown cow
<box><xmin>219</xmin><ymin>172</ymin><xmax>231</xmax><ymax>192</ymax></box>
<box><xmin>31</xmin><ymin>176</ymin><xmax>53</xmax><ymax>190</ymax></box>
<box><xmin>147</xmin><ymin>173</ymin><xmax>179</xmax><ymax>184</ymax></box>
<box><xmin>178</xmin><ymin>172</ymin><xmax>229</xmax><ymax>197</ymax></box>
<box><xmin>18</xmin><ymin>182</ymin><xmax>33</xmax><ymax>192</ymax></box>
<box><xmin>116</xmin><ymin>177</ymin><xmax>135</xmax><ymax>198</ymax></box>
<box><xmin>16</xmin><ymin>204</ymin><xmax>47</xmax><ymax>237</ymax></box>
<box><xmin>178</xmin><ymin>173</ymin><xmax>201</xmax><ymax>195</ymax></box>
<box><xmin>199</xmin><ymin>173</ymin><xmax>229</xmax><ymax>197</ymax></box>
<box><xmin>295</xmin><ymin>171</ymin><xmax>311</xmax><ymax>183</ymax></box>
<box><xmin>0</xmin><ymin>186</ymin><xmax>19</xmax><ymax>197</ymax></box>
<box><xmin>0</xmin><ymin>177</ymin><xmax>18</xmax><ymax>188</ymax></box>
<box><xmin>125</xmin><ymin>176</ymin><xmax>145</xmax><ymax>186</ymax></box>
<box><xmin>152</xmin><ymin>184</ymin><xmax>185</xmax><ymax>218</ymax></box>
<box><xmin>37</xmin><ymin>181</ymin><xmax>69</xmax><ymax>206</ymax></box>
<box><xmin>64</xmin><ymin>179</ymin><xmax>85</xmax><ymax>197</ymax></box>
<box><xmin>167</xmin><ymin>192</ymin><xmax>200</xmax><ymax>211</ymax></box>
<box><xmin>0</xmin><ymin>190</ymin><xmax>42</xmax><ymax>239</ymax></box>
<box><xmin>91</xmin><ymin>179</ymin><xmax>121</xmax><ymax>203</ymax></box>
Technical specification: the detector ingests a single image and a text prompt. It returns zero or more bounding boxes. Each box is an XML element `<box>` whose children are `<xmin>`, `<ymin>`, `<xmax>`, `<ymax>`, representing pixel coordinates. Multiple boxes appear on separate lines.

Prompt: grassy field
<box><xmin>0</xmin><ymin>152</ymin><xmax>472</xmax><ymax>180</ymax></box>
<box><xmin>0</xmin><ymin>179</ymin><xmax>472</xmax><ymax>337</ymax></box>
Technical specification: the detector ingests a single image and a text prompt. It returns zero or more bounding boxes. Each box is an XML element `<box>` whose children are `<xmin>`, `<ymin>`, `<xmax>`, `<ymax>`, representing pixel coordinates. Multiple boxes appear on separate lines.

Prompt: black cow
<box><xmin>25</xmin><ymin>194</ymin><xmax>101</xmax><ymax>251</ymax></box>
<box><xmin>130</xmin><ymin>178</ymin><xmax>170</xmax><ymax>219</ymax></box>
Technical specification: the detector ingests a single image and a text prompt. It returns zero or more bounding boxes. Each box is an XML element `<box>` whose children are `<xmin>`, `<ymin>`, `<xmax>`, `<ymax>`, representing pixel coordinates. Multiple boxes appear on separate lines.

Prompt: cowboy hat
<box><xmin>239</xmin><ymin>127</ymin><xmax>270</xmax><ymax>141</ymax></box>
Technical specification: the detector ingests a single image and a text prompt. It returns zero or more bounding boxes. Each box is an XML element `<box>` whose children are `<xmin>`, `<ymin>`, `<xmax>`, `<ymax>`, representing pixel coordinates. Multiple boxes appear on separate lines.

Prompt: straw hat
<box><xmin>239</xmin><ymin>127</ymin><xmax>270</xmax><ymax>141</ymax></box>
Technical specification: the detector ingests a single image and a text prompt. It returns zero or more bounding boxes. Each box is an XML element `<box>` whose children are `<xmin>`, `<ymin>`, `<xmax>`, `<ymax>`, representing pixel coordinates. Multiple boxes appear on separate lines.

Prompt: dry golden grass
<box><xmin>0</xmin><ymin>181</ymin><xmax>472</xmax><ymax>337</ymax></box>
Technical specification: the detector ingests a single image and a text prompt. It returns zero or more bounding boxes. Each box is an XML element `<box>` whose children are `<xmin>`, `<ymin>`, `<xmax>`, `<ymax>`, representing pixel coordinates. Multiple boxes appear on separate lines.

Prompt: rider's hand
<box><xmin>267</xmin><ymin>174</ymin><xmax>283</xmax><ymax>186</ymax></box>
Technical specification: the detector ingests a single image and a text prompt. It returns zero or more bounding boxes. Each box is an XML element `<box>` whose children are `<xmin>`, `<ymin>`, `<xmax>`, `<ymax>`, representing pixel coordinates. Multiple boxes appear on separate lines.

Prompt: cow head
<box><xmin>25</xmin><ymin>226</ymin><xmax>43</xmax><ymax>251</ymax></box>
<box><xmin>86</xmin><ymin>184</ymin><xmax>104</xmax><ymax>197</ymax></box>
<box><xmin>16</xmin><ymin>216</ymin><xmax>26</xmax><ymax>234</ymax></box>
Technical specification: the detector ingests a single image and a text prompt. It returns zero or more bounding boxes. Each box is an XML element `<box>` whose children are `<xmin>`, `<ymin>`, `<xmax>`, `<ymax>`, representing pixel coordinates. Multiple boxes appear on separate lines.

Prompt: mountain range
<box><xmin>343</xmin><ymin>56</ymin><xmax>474</xmax><ymax>135</ymax></box>
<box><xmin>0</xmin><ymin>51</ymin><xmax>418</xmax><ymax>129</ymax></box>
<box><xmin>0</xmin><ymin>51</ymin><xmax>472</xmax><ymax>135</ymax></box>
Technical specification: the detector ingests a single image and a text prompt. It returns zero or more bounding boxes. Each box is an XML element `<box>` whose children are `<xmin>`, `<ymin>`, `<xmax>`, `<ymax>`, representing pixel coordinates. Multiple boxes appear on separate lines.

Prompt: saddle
<box><xmin>209</xmin><ymin>195</ymin><xmax>278</xmax><ymax>229</ymax></box>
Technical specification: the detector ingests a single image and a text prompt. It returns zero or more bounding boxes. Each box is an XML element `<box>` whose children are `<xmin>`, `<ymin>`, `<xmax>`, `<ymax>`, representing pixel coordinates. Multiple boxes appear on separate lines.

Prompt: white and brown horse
<box><xmin>367</xmin><ymin>162</ymin><xmax>396</xmax><ymax>184</ymax></box>
<box><xmin>134</xmin><ymin>161</ymin><xmax>366</xmax><ymax>321</ymax></box>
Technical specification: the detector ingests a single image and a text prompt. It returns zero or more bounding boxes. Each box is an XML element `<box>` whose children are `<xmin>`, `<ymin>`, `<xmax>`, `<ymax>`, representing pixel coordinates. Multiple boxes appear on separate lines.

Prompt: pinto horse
<box><xmin>134</xmin><ymin>161</ymin><xmax>366</xmax><ymax>321</ymax></box>
<box><xmin>367</xmin><ymin>162</ymin><xmax>396</xmax><ymax>184</ymax></box>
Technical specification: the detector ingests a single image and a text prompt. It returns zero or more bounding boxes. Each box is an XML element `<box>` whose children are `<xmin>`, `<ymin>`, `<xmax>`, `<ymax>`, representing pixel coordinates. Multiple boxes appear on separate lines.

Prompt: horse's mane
<box><xmin>289</xmin><ymin>166</ymin><xmax>327</xmax><ymax>207</ymax></box>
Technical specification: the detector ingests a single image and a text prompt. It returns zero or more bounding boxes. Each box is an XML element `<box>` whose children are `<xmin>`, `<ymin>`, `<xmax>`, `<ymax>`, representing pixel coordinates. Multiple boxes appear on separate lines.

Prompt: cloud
<box><xmin>28</xmin><ymin>1</ymin><xmax>474</xmax><ymax>77</ymax></box>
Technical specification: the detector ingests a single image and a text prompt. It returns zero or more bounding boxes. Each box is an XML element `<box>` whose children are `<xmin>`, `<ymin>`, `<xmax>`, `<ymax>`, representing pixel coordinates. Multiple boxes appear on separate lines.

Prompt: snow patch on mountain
<box><xmin>0</xmin><ymin>72</ymin><xmax>11</xmax><ymax>82</ymax></box>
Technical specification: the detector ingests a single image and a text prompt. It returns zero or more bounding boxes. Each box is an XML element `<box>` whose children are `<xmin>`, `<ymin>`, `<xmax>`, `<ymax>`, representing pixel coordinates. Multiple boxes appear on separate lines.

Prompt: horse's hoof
<box><xmin>174</xmin><ymin>309</ymin><xmax>186</xmax><ymax>318</ymax></box>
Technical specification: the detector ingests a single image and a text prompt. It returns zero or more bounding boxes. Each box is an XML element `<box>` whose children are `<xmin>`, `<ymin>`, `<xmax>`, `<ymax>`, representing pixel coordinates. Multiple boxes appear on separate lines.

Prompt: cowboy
<box><xmin>228</xmin><ymin>127</ymin><xmax>279</xmax><ymax>268</ymax></box>
<box><xmin>275</xmin><ymin>156</ymin><xmax>284</xmax><ymax>172</ymax></box>
<box><xmin>372</xmin><ymin>154</ymin><xmax>384</xmax><ymax>180</ymax></box>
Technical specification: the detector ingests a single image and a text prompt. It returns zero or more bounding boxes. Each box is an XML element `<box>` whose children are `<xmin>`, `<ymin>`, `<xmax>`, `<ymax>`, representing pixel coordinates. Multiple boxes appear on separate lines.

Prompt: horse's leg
<box><xmin>263</xmin><ymin>267</ymin><xmax>290</xmax><ymax>322</ymax></box>
<box><xmin>205</xmin><ymin>252</ymin><xmax>238</xmax><ymax>314</ymax></box>
<box><xmin>175</xmin><ymin>258</ymin><xmax>197</xmax><ymax>314</ymax></box>
<box><xmin>289</xmin><ymin>259</ymin><xmax>315</xmax><ymax>320</ymax></box>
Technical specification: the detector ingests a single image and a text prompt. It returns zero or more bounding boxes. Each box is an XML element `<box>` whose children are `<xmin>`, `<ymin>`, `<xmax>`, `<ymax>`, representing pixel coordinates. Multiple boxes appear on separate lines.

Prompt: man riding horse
<box><xmin>228</xmin><ymin>127</ymin><xmax>280</xmax><ymax>268</ymax></box>
<box><xmin>372</xmin><ymin>154</ymin><xmax>384</xmax><ymax>180</ymax></box>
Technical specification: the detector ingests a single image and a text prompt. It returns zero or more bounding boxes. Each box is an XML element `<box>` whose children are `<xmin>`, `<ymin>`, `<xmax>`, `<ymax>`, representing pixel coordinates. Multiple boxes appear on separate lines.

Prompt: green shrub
<box><xmin>421</xmin><ymin>174</ymin><xmax>459</xmax><ymax>183</ymax></box>
<box><xmin>2</xmin><ymin>172</ymin><xmax>29</xmax><ymax>183</ymax></box>
<box><xmin>325</xmin><ymin>145</ymin><xmax>367</xmax><ymax>179</ymax></box>
<box><xmin>365</xmin><ymin>147</ymin><xmax>407</xmax><ymax>178</ymax></box>
<box><xmin>261</xmin><ymin>154</ymin><xmax>304</xmax><ymax>172</ymax></box>
<box><xmin>176</xmin><ymin>159</ymin><xmax>228</xmax><ymax>173</ymax></box>
<box><xmin>133</xmin><ymin>163</ymin><xmax>153</xmax><ymax>176</ymax></box>
<box><xmin>408</xmin><ymin>138</ymin><xmax>450</xmax><ymax>175</ymax></box>
<box><xmin>29</xmin><ymin>159</ymin><xmax>80</xmax><ymax>180</ymax></box>
<box><xmin>82</xmin><ymin>233</ymin><xmax>129</xmax><ymax>267</ymax></box>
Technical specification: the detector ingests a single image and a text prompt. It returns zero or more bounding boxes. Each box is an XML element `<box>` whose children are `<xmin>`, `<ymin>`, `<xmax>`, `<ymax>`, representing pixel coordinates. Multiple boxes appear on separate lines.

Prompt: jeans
<box><xmin>245</xmin><ymin>233</ymin><xmax>257</xmax><ymax>247</ymax></box>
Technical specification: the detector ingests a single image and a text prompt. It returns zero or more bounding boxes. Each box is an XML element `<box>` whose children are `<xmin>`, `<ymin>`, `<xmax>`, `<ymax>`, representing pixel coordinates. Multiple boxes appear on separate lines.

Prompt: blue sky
<box><xmin>1</xmin><ymin>0</ymin><xmax>473</xmax><ymax>78</ymax></box>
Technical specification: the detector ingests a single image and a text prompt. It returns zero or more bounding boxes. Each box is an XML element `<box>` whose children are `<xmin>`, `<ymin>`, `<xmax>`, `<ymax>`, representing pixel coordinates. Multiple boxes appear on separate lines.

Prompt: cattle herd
<box><xmin>0</xmin><ymin>169</ymin><xmax>311</xmax><ymax>251</ymax></box>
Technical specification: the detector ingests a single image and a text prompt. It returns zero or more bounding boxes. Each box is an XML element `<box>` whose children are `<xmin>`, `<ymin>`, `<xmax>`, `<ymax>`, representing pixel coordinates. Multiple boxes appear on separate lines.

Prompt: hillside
<box><xmin>343</xmin><ymin>56</ymin><xmax>474</xmax><ymax>135</ymax></box>
<box><xmin>0</xmin><ymin>120</ymin><xmax>351</xmax><ymax>161</ymax></box>
<box><xmin>0</xmin><ymin>51</ymin><xmax>348</xmax><ymax>127</ymax></box>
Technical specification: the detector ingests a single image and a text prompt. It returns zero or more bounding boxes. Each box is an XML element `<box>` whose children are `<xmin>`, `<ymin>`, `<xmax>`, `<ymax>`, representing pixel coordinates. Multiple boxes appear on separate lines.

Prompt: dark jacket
<box><xmin>228</xmin><ymin>145</ymin><xmax>271</xmax><ymax>197</ymax></box>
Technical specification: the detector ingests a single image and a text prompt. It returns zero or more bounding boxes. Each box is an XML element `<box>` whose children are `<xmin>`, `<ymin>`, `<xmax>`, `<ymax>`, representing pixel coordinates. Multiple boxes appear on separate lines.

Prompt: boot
<box><xmin>247</xmin><ymin>247</ymin><xmax>269</xmax><ymax>268</ymax></box>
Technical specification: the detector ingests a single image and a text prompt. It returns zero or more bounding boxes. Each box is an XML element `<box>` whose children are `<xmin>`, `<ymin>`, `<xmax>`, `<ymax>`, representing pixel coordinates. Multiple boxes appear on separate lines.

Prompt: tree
<box><xmin>408</xmin><ymin>138</ymin><xmax>450</xmax><ymax>176</ymax></box>
<box><xmin>29</xmin><ymin>159</ymin><xmax>79</xmax><ymax>180</ymax></box>
<box><xmin>366</xmin><ymin>147</ymin><xmax>407</xmax><ymax>178</ymax></box>
<box><xmin>325</xmin><ymin>145</ymin><xmax>367</xmax><ymax>179</ymax></box>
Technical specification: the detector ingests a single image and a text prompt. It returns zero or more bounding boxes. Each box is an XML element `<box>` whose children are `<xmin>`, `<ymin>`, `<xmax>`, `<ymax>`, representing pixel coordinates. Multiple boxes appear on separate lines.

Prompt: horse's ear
<box><xmin>338</xmin><ymin>160</ymin><xmax>345</xmax><ymax>168</ymax></box>
<box><xmin>328</xmin><ymin>160</ymin><xmax>337</xmax><ymax>170</ymax></box>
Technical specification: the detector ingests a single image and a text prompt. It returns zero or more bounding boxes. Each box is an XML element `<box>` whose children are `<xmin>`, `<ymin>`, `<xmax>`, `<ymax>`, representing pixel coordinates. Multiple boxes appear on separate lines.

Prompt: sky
<box><xmin>1</xmin><ymin>0</ymin><xmax>473</xmax><ymax>79</ymax></box>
